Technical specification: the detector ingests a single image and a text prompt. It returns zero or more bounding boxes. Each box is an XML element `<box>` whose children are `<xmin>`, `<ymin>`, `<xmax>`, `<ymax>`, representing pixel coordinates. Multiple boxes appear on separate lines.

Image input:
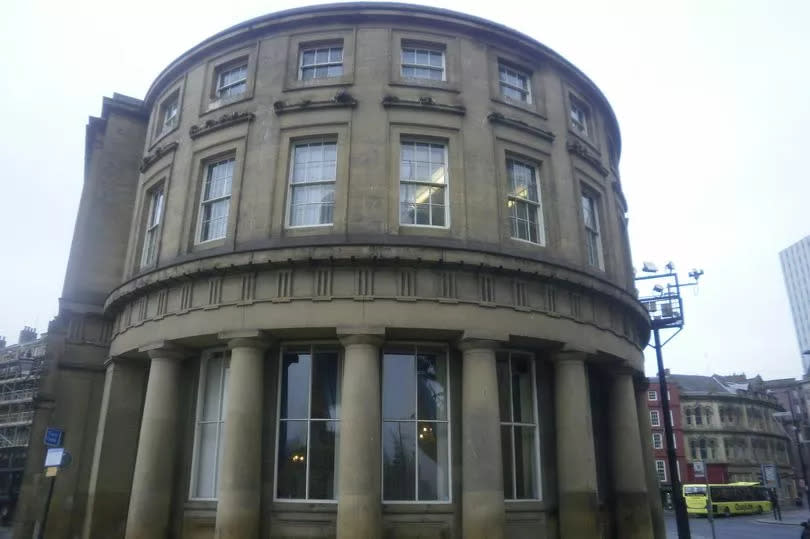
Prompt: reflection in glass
<box><xmin>309</xmin><ymin>421</ymin><xmax>339</xmax><ymax>499</ymax></box>
<box><xmin>383</xmin><ymin>421</ymin><xmax>415</xmax><ymax>500</ymax></box>
<box><xmin>194</xmin><ymin>422</ymin><xmax>219</xmax><ymax>498</ymax></box>
<box><xmin>417</xmin><ymin>422</ymin><xmax>449</xmax><ymax>500</ymax></box>
<box><xmin>276</xmin><ymin>421</ymin><xmax>308</xmax><ymax>499</ymax></box>
<box><xmin>280</xmin><ymin>350</ymin><xmax>311</xmax><ymax>419</ymax></box>
<box><xmin>311</xmin><ymin>350</ymin><xmax>339</xmax><ymax>419</ymax></box>
<box><xmin>501</xmin><ymin>425</ymin><xmax>513</xmax><ymax>499</ymax></box>
<box><xmin>417</xmin><ymin>350</ymin><xmax>447</xmax><ymax>421</ymax></box>
<box><xmin>383</xmin><ymin>351</ymin><xmax>415</xmax><ymax>420</ymax></box>
<box><xmin>515</xmin><ymin>426</ymin><xmax>538</xmax><ymax>499</ymax></box>
<box><xmin>511</xmin><ymin>355</ymin><xmax>534</xmax><ymax>423</ymax></box>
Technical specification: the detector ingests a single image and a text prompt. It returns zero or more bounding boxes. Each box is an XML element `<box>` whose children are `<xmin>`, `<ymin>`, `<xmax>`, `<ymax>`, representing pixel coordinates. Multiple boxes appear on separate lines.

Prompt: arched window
<box><xmin>708</xmin><ymin>439</ymin><xmax>716</xmax><ymax>459</ymax></box>
<box><xmin>699</xmin><ymin>438</ymin><xmax>707</xmax><ymax>459</ymax></box>
<box><xmin>690</xmin><ymin>439</ymin><xmax>698</xmax><ymax>459</ymax></box>
<box><xmin>686</xmin><ymin>408</ymin><xmax>693</xmax><ymax>425</ymax></box>
<box><xmin>695</xmin><ymin>406</ymin><xmax>703</xmax><ymax>425</ymax></box>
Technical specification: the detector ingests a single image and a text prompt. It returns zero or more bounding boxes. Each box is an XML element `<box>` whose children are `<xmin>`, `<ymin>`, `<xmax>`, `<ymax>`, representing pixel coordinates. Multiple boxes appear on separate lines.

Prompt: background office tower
<box><xmin>780</xmin><ymin>235</ymin><xmax>810</xmax><ymax>373</ymax></box>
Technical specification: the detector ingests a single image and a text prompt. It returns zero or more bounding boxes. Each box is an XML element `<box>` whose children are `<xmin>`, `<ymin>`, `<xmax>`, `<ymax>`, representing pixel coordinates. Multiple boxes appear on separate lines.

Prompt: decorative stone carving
<box><xmin>381</xmin><ymin>95</ymin><xmax>466</xmax><ymax>115</ymax></box>
<box><xmin>273</xmin><ymin>90</ymin><xmax>358</xmax><ymax>115</ymax></box>
<box><xmin>139</xmin><ymin>141</ymin><xmax>178</xmax><ymax>173</ymax></box>
<box><xmin>188</xmin><ymin>111</ymin><xmax>255</xmax><ymax>139</ymax></box>
<box><xmin>486</xmin><ymin>112</ymin><xmax>554</xmax><ymax>142</ymax></box>
<box><xmin>566</xmin><ymin>140</ymin><xmax>609</xmax><ymax>176</ymax></box>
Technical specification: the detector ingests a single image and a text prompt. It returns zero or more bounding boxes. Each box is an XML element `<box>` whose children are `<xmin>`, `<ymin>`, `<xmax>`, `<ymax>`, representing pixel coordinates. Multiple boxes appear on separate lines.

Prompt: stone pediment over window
<box><xmin>273</xmin><ymin>90</ymin><xmax>358</xmax><ymax>115</ymax></box>
<box><xmin>140</xmin><ymin>141</ymin><xmax>178</xmax><ymax>173</ymax></box>
<box><xmin>189</xmin><ymin>111</ymin><xmax>255</xmax><ymax>139</ymax></box>
<box><xmin>567</xmin><ymin>140</ymin><xmax>609</xmax><ymax>177</ymax></box>
<box><xmin>382</xmin><ymin>95</ymin><xmax>466</xmax><ymax>115</ymax></box>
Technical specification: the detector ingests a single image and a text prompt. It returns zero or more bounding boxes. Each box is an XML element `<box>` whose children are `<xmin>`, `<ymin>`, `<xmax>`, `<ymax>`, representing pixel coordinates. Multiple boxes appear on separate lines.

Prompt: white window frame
<box><xmin>196</xmin><ymin>157</ymin><xmax>234</xmax><ymax>244</ymax></box>
<box><xmin>655</xmin><ymin>460</ymin><xmax>667</xmax><ymax>482</ymax></box>
<box><xmin>298</xmin><ymin>44</ymin><xmax>344</xmax><ymax>81</ymax></box>
<box><xmin>499</xmin><ymin>351</ymin><xmax>542</xmax><ymax>501</ymax></box>
<box><xmin>506</xmin><ymin>157</ymin><xmax>545</xmax><ymax>245</ymax></box>
<box><xmin>381</xmin><ymin>342</ymin><xmax>452</xmax><ymax>504</ymax></box>
<box><xmin>582</xmin><ymin>192</ymin><xmax>603</xmax><ymax>269</ymax></box>
<box><xmin>570</xmin><ymin>96</ymin><xmax>590</xmax><ymax>136</ymax></box>
<box><xmin>273</xmin><ymin>343</ymin><xmax>342</xmax><ymax>503</ymax></box>
<box><xmin>498</xmin><ymin>62</ymin><xmax>532</xmax><ymax>104</ymax></box>
<box><xmin>286</xmin><ymin>139</ymin><xmax>337</xmax><ymax>228</ymax></box>
<box><xmin>672</xmin><ymin>432</ymin><xmax>677</xmax><ymax>449</ymax></box>
<box><xmin>189</xmin><ymin>349</ymin><xmax>230</xmax><ymax>500</ymax></box>
<box><xmin>650</xmin><ymin>410</ymin><xmax>661</xmax><ymax>427</ymax></box>
<box><xmin>400</xmin><ymin>46</ymin><xmax>446</xmax><ymax>81</ymax></box>
<box><xmin>158</xmin><ymin>93</ymin><xmax>179</xmax><ymax>135</ymax></box>
<box><xmin>140</xmin><ymin>185</ymin><xmax>164</xmax><ymax>268</ymax></box>
<box><xmin>398</xmin><ymin>140</ymin><xmax>450</xmax><ymax>228</ymax></box>
<box><xmin>652</xmin><ymin>432</ymin><xmax>664</xmax><ymax>450</ymax></box>
<box><xmin>648</xmin><ymin>390</ymin><xmax>658</xmax><ymax>401</ymax></box>
<box><xmin>215</xmin><ymin>62</ymin><xmax>248</xmax><ymax>99</ymax></box>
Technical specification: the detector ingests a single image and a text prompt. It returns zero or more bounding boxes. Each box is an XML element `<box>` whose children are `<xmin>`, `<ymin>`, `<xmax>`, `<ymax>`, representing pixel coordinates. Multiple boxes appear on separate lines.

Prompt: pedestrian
<box><xmin>770</xmin><ymin>488</ymin><xmax>782</xmax><ymax>521</ymax></box>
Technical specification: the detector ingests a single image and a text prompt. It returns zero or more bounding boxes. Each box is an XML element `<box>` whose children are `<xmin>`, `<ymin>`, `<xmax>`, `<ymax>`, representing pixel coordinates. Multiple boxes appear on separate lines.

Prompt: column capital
<box><xmin>138</xmin><ymin>341</ymin><xmax>190</xmax><ymax>361</ymax></box>
<box><xmin>337</xmin><ymin>326</ymin><xmax>385</xmax><ymax>347</ymax></box>
<box><xmin>219</xmin><ymin>330</ymin><xmax>274</xmax><ymax>350</ymax></box>
<box><xmin>552</xmin><ymin>347</ymin><xmax>594</xmax><ymax>363</ymax></box>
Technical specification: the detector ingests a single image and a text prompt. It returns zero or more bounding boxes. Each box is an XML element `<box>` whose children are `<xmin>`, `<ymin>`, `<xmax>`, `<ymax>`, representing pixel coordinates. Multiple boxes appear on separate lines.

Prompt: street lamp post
<box><xmin>636</xmin><ymin>262</ymin><xmax>703</xmax><ymax>539</ymax></box>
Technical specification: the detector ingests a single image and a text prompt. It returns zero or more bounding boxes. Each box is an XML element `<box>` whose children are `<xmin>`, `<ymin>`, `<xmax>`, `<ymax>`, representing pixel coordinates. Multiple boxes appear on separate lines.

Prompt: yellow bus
<box><xmin>683</xmin><ymin>482</ymin><xmax>772</xmax><ymax>516</ymax></box>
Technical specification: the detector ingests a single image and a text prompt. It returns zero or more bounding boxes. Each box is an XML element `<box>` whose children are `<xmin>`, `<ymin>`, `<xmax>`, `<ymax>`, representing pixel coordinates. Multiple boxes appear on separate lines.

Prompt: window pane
<box><xmin>511</xmin><ymin>356</ymin><xmax>534</xmax><ymax>423</ymax></box>
<box><xmin>383</xmin><ymin>421</ymin><xmax>415</xmax><ymax>500</ymax></box>
<box><xmin>311</xmin><ymin>350</ymin><xmax>339</xmax><ymax>419</ymax></box>
<box><xmin>417</xmin><ymin>349</ymin><xmax>447</xmax><ymax>421</ymax></box>
<box><xmin>501</xmin><ymin>425</ymin><xmax>514</xmax><ymax>499</ymax></box>
<box><xmin>201</xmin><ymin>357</ymin><xmax>223</xmax><ymax>421</ymax></box>
<box><xmin>309</xmin><ymin>420</ymin><xmax>339</xmax><ymax>499</ymax></box>
<box><xmin>417</xmin><ymin>422</ymin><xmax>449</xmax><ymax>501</ymax></box>
<box><xmin>194</xmin><ymin>422</ymin><xmax>219</xmax><ymax>498</ymax></box>
<box><xmin>276</xmin><ymin>421</ymin><xmax>308</xmax><ymax>498</ymax></box>
<box><xmin>383</xmin><ymin>350</ymin><xmax>416</xmax><ymax>420</ymax></box>
<box><xmin>514</xmin><ymin>426</ymin><xmax>538</xmax><ymax>498</ymax></box>
<box><xmin>280</xmin><ymin>350</ymin><xmax>311</xmax><ymax>419</ymax></box>
<box><xmin>496</xmin><ymin>356</ymin><xmax>511</xmax><ymax>421</ymax></box>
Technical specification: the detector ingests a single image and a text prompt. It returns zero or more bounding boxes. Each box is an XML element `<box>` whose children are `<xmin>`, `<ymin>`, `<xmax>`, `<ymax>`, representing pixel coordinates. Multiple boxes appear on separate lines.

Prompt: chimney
<box><xmin>18</xmin><ymin>327</ymin><xmax>37</xmax><ymax>345</ymax></box>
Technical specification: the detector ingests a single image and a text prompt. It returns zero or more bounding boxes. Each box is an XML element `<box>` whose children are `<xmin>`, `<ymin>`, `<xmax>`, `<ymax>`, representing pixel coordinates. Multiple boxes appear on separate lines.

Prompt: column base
<box><xmin>462</xmin><ymin>489</ymin><xmax>505</xmax><ymax>539</ymax></box>
<box><xmin>558</xmin><ymin>491</ymin><xmax>599</xmax><ymax>539</ymax></box>
<box><xmin>614</xmin><ymin>491</ymin><xmax>654</xmax><ymax>539</ymax></box>
<box><xmin>336</xmin><ymin>493</ymin><xmax>381</xmax><ymax>539</ymax></box>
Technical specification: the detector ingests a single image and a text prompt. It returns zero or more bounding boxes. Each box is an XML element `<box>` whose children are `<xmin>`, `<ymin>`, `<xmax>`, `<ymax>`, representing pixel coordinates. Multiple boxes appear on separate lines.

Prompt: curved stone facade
<box><xmin>14</xmin><ymin>4</ymin><xmax>661</xmax><ymax>539</ymax></box>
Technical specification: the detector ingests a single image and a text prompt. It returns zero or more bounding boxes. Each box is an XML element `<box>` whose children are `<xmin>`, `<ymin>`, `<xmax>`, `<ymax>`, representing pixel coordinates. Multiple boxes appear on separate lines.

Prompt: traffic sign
<box><xmin>44</xmin><ymin>427</ymin><xmax>63</xmax><ymax>448</ymax></box>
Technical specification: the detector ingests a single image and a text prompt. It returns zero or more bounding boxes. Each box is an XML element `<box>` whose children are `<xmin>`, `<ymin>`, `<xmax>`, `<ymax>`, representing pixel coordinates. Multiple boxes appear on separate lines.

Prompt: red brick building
<box><xmin>646</xmin><ymin>377</ymin><xmax>690</xmax><ymax>506</ymax></box>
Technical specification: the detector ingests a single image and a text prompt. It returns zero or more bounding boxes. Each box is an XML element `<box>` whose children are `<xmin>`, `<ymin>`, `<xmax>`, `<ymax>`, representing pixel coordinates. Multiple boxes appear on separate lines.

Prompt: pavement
<box><xmin>666</xmin><ymin>507</ymin><xmax>809</xmax><ymax>539</ymax></box>
<box><xmin>0</xmin><ymin>527</ymin><xmax>9</xmax><ymax>539</ymax></box>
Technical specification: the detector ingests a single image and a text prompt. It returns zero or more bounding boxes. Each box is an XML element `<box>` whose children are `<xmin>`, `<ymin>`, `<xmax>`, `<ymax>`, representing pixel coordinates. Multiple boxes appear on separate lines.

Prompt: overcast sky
<box><xmin>1</xmin><ymin>0</ymin><xmax>808</xmax><ymax>380</ymax></box>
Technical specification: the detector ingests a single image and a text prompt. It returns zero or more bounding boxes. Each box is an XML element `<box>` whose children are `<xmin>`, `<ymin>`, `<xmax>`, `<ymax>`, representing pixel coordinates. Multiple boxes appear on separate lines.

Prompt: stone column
<box><xmin>125</xmin><ymin>344</ymin><xmax>186</xmax><ymax>539</ymax></box>
<box><xmin>459</xmin><ymin>337</ymin><xmax>505</xmax><ymax>539</ymax></box>
<box><xmin>336</xmin><ymin>328</ymin><xmax>384</xmax><ymax>539</ymax></box>
<box><xmin>635</xmin><ymin>380</ymin><xmax>666</xmax><ymax>539</ymax></box>
<box><xmin>215</xmin><ymin>331</ymin><xmax>271</xmax><ymax>539</ymax></box>
<box><xmin>609</xmin><ymin>369</ymin><xmax>654</xmax><ymax>539</ymax></box>
<box><xmin>554</xmin><ymin>351</ymin><xmax>599</xmax><ymax>539</ymax></box>
<box><xmin>83</xmin><ymin>358</ymin><xmax>148</xmax><ymax>539</ymax></box>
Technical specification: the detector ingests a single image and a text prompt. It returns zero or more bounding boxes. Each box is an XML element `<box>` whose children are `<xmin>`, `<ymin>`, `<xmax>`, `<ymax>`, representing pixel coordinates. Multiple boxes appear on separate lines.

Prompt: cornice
<box><xmin>382</xmin><ymin>95</ymin><xmax>466</xmax><ymax>116</ymax></box>
<box><xmin>487</xmin><ymin>112</ymin><xmax>554</xmax><ymax>142</ymax></box>
<box><xmin>189</xmin><ymin>111</ymin><xmax>255</xmax><ymax>139</ymax></box>
<box><xmin>140</xmin><ymin>141</ymin><xmax>179</xmax><ymax>173</ymax></box>
<box><xmin>273</xmin><ymin>90</ymin><xmax>357</xmax><ymax>115</ymax></box>
<box><xmin>567</xmin><ymin>140</ymin><xmax>609</xmax><ymax>177</ymax></box>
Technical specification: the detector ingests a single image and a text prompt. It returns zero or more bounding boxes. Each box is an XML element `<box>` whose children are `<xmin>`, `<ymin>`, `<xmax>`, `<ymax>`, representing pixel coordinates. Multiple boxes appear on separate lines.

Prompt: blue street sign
<box><xmin>44</xmin><ymin>427</ymin><xmax>63</xmax><ymax>448</ymax></box>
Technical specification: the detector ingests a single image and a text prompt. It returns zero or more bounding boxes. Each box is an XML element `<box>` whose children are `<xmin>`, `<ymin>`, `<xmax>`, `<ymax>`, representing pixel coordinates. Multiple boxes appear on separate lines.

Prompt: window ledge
<box><xmin>382</xmin><ymin>95</ymin><xmax>465</xmax><ymax>116</ymax></box>
<box><xmin>383</xmin><ymin>503</ymin><xmax>456</xmax><ymax>513</ymax></box>
<box><xmin>189</xmin><ymin>111</ymin><xmax>255</xmax><ymax>139</ymax></box>
<box><xmin>273</xmin><ymin>90</ymin><xmax>357</xmax><ymax>115</ymax></box>
<box><xmin>487</xmin><ymin>112</ymin><xmax>554</xmax><ymax>142</ymax></box>
<box><xmin>140</xmin><ymin>141</ymin><xmax>179</xmax><ymax>173</ymax></box>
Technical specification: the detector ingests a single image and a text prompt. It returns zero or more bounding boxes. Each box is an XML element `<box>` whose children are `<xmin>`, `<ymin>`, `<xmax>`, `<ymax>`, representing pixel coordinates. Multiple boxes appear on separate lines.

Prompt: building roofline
<box><xmin>143</xmin><ymin>2</ymin><xmax>621</xmax><ymax>155</ymax></box>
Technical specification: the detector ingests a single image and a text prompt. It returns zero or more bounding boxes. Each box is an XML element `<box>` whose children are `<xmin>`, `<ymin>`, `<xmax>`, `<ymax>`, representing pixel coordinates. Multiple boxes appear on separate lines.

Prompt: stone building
<box><xmin>0</xmin><ymin>328</ymin><xmax>46</xmax><ymax>521</ymax></box>
<box><xmin>670</xmin><ymin>374</ymin><xmax>795</xmax><ymax>500</ymax></box>
<box><xmin>14</xmin><ymin>4</ymin><xmax>662</xmax><ymax>539</ymax></box>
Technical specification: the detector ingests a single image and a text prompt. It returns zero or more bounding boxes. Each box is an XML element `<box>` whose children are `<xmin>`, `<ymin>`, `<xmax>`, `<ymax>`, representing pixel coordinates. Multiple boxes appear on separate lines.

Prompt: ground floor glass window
<box><xmin>497</xmin><ymin>351</ymin><xmax>540</xmax><ymax>500</ymax></box>
<box><xmin>382</xmin><ymin>345</ymin><xmax>450</xmax><ymax>501</ymax></box>
<box><xmin>276</xmin><ymin>345</ymin><xmax>341</xmax><ymax>500</ymax></box>
<box><xmin>191</xmin><ymin>349</ymin><xmax>230</xmax><ymax>499</ymax></box>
